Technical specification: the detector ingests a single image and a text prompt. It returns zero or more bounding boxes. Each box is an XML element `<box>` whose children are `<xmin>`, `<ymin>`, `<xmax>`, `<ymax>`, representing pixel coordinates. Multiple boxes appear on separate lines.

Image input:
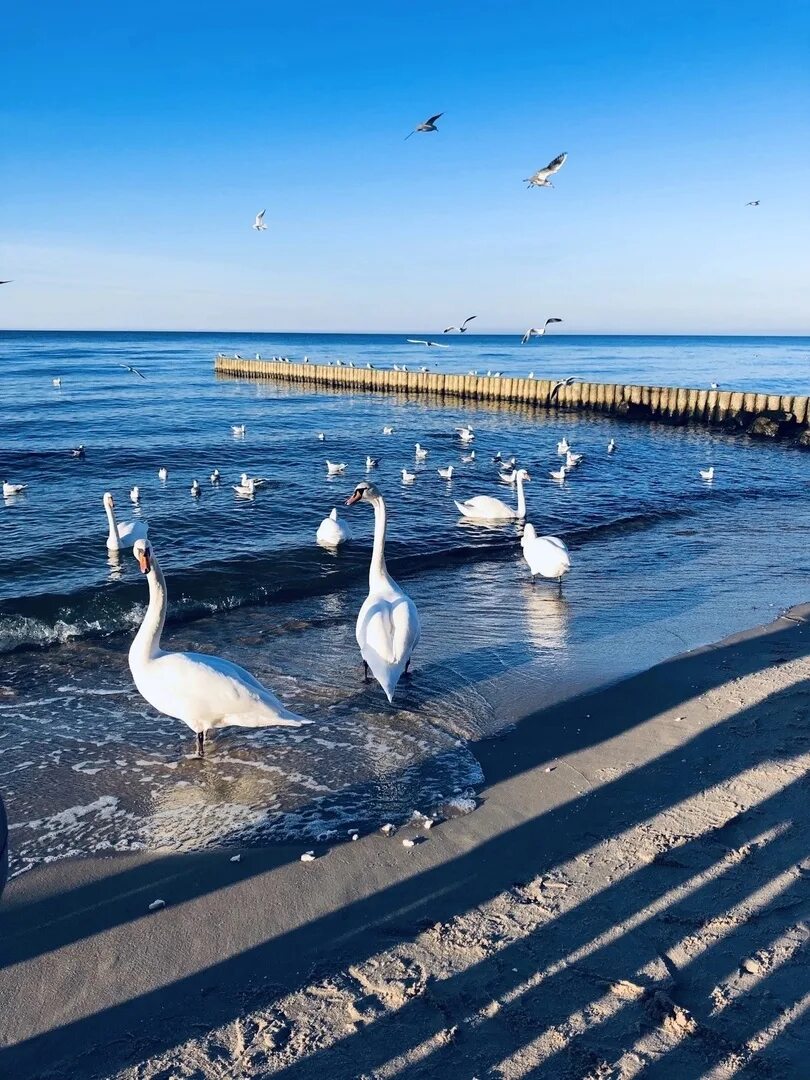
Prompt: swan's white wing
<box><xmin>137</xmin><ymin>651</ymin><xmax>310</xmax><ymax>729</ymax></box>
<box><xmin>117</xmin><ymin>519</ymin><xmax>149</xmax><ymax>546</ymax></box>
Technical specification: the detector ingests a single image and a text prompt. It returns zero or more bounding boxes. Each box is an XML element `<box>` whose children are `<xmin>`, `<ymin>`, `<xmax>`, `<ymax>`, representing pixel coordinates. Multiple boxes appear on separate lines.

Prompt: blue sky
<box><xmin>1</xmin><ymin>1</ymin><xmax>809</xmax><ymax>333</ymax></box>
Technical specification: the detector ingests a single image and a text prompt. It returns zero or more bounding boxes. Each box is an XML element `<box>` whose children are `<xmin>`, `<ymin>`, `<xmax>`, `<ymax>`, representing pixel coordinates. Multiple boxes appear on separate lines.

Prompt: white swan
<box><xmin>130</xmin><ymin>486</ymin><xmax>140</xmax><ymax>504</ymax></box>
<box><xmin>103</xmin><ymin>492</ymin><xmax>148</xmax><ymax>551</ymax></box>
<box><xmin>345</xmin><ymin>482</ymin><xmax>420</xmax><ymax>701</ymax></box>
<box><xmin>438</xmin><ymin>466</ymin><xmax>454</xmax><ymax>479</ymax></box>
<box><xmin>316</xmin><ymin>507</ymin><xmax>352</xmax><ymax>548</ymax></box>
<box><xmin>326</xmin><ymin>460</ymin><xmax>346</xmax><ymax>475</ymax></box>
<box><xmin>414</xmin><ymin>443</ymin><xmax>428</xmax><ymax>461</ymax></box>
<box><xmin>557</xmin><ymin>438</ymin><xmax>570</xmax><ymax>455</ymax></box>
<box><xmin>521</xmin><ymin>525</ymin><xmax>571</xmax><ymax>585</ymax></box>
<box><xmin>402</xmin><ymin>468</ymin><xmax>416</xmax><ymax>483</ymax></box>
<box><xmin>454</xmin><ymin>469</ymin><xmax>531</xmax><ymax>521</ymax></box>
<box><xmin>700</xmin><ymin>467</ymin><xmax>715</xmax><ymax>480</ymax></box>
<box><xmin>129</xmin><ymin>539</ymin><xmax>311</xmax><ymax>754</ymax></box>
<box><xmin>2</xmin><ymin>482</ymin><xmax>26</xmax><ymax>497</ymax></box>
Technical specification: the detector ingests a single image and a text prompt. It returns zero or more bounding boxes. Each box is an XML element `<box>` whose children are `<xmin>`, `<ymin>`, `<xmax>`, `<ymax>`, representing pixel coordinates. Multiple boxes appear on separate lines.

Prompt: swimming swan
<box><xmin>128</xmin><ymin>539</ymin><xmax>311</xmax><ymax>755</ymax></box>
<box><xmin>103</xmin><ymin>492</ymin><xmax>148</xmax><ymax>552</ymax></box>
<box><xmin>346</xmin><ymin>482</ymin><xmax>420</xmax><ymax>701</ymax></box>
<box><xmin>454</xmin><ymin>469</ymin><xmax>531</xmax><ymax>522</ymax></box>
<box><xmin>316</xmin><ymin>507</ymin><xmax>352</xmax><ymax>548</ymax></box>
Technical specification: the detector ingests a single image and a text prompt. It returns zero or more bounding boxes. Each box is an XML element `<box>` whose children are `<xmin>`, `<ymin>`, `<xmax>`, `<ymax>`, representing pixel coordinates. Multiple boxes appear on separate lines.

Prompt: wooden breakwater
<box><xmin>214</xmin><ymin>356</ymin><xmax>810</xmax><ymax>437</ymax></box>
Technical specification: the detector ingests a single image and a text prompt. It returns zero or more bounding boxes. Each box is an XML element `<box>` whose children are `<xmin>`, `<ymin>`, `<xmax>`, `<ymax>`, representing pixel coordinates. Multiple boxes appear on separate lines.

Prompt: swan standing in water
<box><xmin>316</xmin><ymin>507</ymin><xmax>352</xmax><ymax>548</ymax></box>
<box><xmin>345</xmin><ymin>482</ymin><xmax>420</xmax><ymax>701</ymax></box>
<box><xmin>128</xmin><ymin>539</ymin><xmax>311</xmax><ymax>755</ymax></box>
<box><xmin>103</xmin><ymin>492</ymin><xmax>148</xmax><ymax>551</ymax></box>
<box><xmin>521</xmin><ymin>525</ymin><xmax>571</xmax><ymax>588</ymax></box>
<box><xmin>454</xmin><ymin>469</ymin><xmax>531</xmax><ymax>521</ymax></box>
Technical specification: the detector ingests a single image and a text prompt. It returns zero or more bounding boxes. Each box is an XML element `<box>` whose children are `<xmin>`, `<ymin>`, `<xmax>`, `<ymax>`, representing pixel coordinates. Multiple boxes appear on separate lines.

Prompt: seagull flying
<box><xmin>118</xmin><ymin>363</ymin><xmax>146</xmax><ymax>379</ymax></box>
<box><xmin>443</xmin><ymin>316</ymin><xmax>477</xmax><ymax>334</ymax></box>
<box><xmin>405</xmin><ymin>112</ymin><xmax>443</xmax><ymax>140</ymax></box>
<box><xmin>521</xmin><ymin>318</ymin><xmax>563</xmax><ymax>343</ymax></box>
<box><xmin>524</xmin><ymin>152</ymin><xmax>568</xmax><ymax>189</ymax></box>
<box><xmin>550</xmin><ymin>377</ymin><xmax>579</xmax><ymax>401</ymax></box>
<box><xmin>406</xmin><ymin>339</ymin><xmax>449</xmax><ymax>348</ymax></box>
<box><xmin>253</xmin><ymin>210</ymin><xmax>267</xmax><ymax>231</ymax></box>
<box><xmin>0</xmin><ymin>280</ymin><xmax>11</xmax><ymax>285</ymax></box>
<box><xmin>744</xmin><ymin>200</ymin><xmax>760</xmax><ymax>207</ymax></box>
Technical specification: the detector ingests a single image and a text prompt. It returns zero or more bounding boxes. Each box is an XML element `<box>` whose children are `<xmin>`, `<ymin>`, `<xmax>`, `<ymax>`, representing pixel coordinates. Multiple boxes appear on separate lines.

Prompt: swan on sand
<box><xmin>129</xmin><ymin>539</ymin><xmax>311</xmax><ymax>755</ymax></box>
<box><xmin>345</xmin><ymin>482</ymin><xmax>420</xmax><ymax>701</ymax></box>
<box><xmin>455</xmin><ymin>469</ymin><xmax>531</xmax><ymax>522</ymax></box>
<box><xmin>103</xmin><ymin>492</ymin><xmax>148</xmax><ymax>552</ymax></box>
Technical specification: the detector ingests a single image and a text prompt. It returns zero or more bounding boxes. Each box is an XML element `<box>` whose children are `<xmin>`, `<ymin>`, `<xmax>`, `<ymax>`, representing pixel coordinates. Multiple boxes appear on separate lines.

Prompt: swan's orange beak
<box><xmin>346</xmin><ymin>489</ymin><xmax>362</xmax><ymax>506</ymax></box>
<box><xmin>136</xmin><ymin>549</ymin><xmax>151</xmax><ymax>574</ymax></box>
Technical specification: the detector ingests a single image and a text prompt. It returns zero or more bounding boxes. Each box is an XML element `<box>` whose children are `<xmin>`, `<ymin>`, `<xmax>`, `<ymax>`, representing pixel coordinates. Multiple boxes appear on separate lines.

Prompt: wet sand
<box><xmin>1</xmin><ymin>605</ymin><xmax>808</xmax><ymax>1079</ymax></box>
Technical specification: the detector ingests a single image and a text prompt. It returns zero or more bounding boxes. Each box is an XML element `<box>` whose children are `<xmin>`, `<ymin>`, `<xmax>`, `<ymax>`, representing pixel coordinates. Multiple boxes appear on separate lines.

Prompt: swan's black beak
<box><xmin>346</xmin><ymin>489</ymin><xmax>363</xmax><ymax>507</ymax></box>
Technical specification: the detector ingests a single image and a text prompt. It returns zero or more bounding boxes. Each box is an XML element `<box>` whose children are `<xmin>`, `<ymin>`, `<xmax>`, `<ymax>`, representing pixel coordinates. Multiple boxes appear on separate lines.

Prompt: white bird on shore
<box><xmin>557</xmin><ymin>438</ymin><xmax>570</xmax><ymax>455</ymax></box>
<box><xmin>455</xmin><ymin>469</ymin><xmax>531</xmax><ymax>522</ymax></box>
<box><xmin>232</xmin><ymin>425</ymin><xmax>246</xmax><ymax>436</ymax></box>
<box><xmin>382</xmin><ymin>426</ymin><xmax>394</xmax><ymax>435</ymax></box>
<box><xmin>190</xmin><ymin>480</ymin><xmax>201</xmax><ymax>497</ymax></box>
<box><xmin>130</xmin><ymin>486</ymin><xmax>140</xmax><ymax>504</ymax></box>
<box><xmin>366</xmin><ymin>456</ymin><xmax>380</xmax><ymax>470</ymax></box>
<box><xmin>406</xmin><ymin>339</ymin><xmax>448</xmax><ymax>348</ymax></box>
<box><xmin>700</xmin><ymin>467</ymin><xmax>715</xmax><ymax>481</ymax></box>
<box><xmin>457</xmin><ymin>426</ymin><xmax>475</xmax><ymax>443</ymax></box>
<box><xmin>462</xmin><ymin>451</ymin><xmax>476</xmax><ymax>463</ymax></box>
<box><xmin>103</xmin><ymin>492</ymin><xmax>148</xmax><ymax>552</ymax></box>
<box><xmin>405</xmin><ymin>112</ymin><xmax>443</xmax><ymax>140</ymax></box>
<box><xmin>443</xmin><ymin>316</ymin><xmax>477</xmax><ymax>334</ymax></box>
<box><xmin>326</xmin><ymin>461</ymin><xmax>346</xmax><ymax>475</ymax></box>
<box><xmin>253</xmin><ymin>210</ymin><xmax>267</xmax><ymax>231</ymax></box>
<box><xmin>316</xmin><ymin>508</ymin><xmax>352</xmax><ymax>549</ymax></box>
<box><xmin>2</xmin><ymin>482</ymin><xmax>27</xmax><ymax>497</ymax></box>
<box><xmin>607</xmin><ymin>439</ymin><xmax>617</xmax><ymax>453</ymax></box>
<box><xmin>129</xmin><ymin>539</ymin><xmax>311</xmax><ymax>756</ymax></box>
<box><xmin>345</xmin><ymin>482</ymin><xmax>420</xmax><ymax>701</ymax></box>
<box><xmin>210</xmin><ymin>469</ymin><xmax>220</xmax><ymax>483</ymax></box>
<box><xmin>521</xmin><ymin>526</ymin><xmax>571</xmax><ymax>586</ymax></box>
<box><xmin>524</xmin><ymin>152</ymin><xmax>567</xmax><ymax>188</ymax></box>
<box><xmin>415</xmin><ymin>443</ymin><xmax>428</xmax><ymax>461</ymax></box>
<box><xmin>565</xmin><ymin>451</ymin><xmax>583</xmax><ymax>468</ymax></box>
<box><xmin>522</xmin><ymin>318</ymin><xmax>563</xmax><ymax>344</ymax></box>
<box><xmin>549</xmin><ymin>466</ymin><xmax>568</xmax><ymax>481</ymax></box>
<box><xmin>401</xmin><ymin>468</ymin><xmax>416</xmax><ymax>483</ymax></box>
<box><xmin>438</xmin><ymin>465</ymin><xmax>454</xmax><ymax>479</ymax></box>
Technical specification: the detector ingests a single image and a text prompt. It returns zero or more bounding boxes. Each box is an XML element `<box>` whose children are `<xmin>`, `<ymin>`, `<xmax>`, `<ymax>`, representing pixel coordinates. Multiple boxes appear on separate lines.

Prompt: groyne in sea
<box><xmin>214</xmin><ymin>356</ymin><xmax>810</xmax><ymax>442</ymax></box>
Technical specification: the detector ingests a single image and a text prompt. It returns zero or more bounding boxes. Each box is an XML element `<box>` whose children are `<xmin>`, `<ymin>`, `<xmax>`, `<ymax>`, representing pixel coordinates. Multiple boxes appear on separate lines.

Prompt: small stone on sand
<box><xmin>301</xmin><ymin>851</ymin><xmax>316</xmax><ymax>862</ymax></box>
<box><xmin>148</xmin><ymin>899</ymin><xmax>166</xmax><ymax>912</ymax></box>
<box><xmin>381</xmin><ymin>823</ymin><xmax>395</xmax><ymax>836</ymax></box>
<box><xmin>402</xmin><ymin>838</ymin><xmax>415</xmax><ymax>848</ymax></box>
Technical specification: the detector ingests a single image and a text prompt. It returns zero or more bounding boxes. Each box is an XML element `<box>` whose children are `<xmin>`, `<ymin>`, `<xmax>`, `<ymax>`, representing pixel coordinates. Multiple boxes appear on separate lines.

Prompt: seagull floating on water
<box><xmin>253</xmin><ymin>210</ymin><xmax>267</xmax><ymax>231</ymax></box>
<box><xmin>326</xmin><ymin>461</ymin><xmax>346</xmax><ymax>475</ymax></box>
<box><xmin>190</xmin><ymin>480</ymin><xmax>201</xmax><ymax>497</ymax></box>
<box><xmin>3</xmin><ymin>482</ymin><xmax>27</xmax><ymax>497</ymax></box>
<box><xmin>414</xmin><ymin>443</ymin><xmax>428</xmax><ymax>461</ymax></box>
<box><xmin>118</xmin><ymin>363</ymin><xmax>146</xmax><ymax>380</ymax></box>
<box><xmin>405</xmin><ymin>112</ymin><xmax>443</xmax><ymax>140</ymax></box>
<box><xmin>366</xmin><ymin>456</ymin><xmax>380</xmax><ymax>470</ymax></box>
<box><xmin>437</xmin><ymin>465</ymin><xmax>454</xmax><ymax>480</ymax></box>
<box><xmin>158</xmin><ymin>467</ymin><xmax>168</xmax><ymax>481</ymax></box>
<box><xmin>407</xmin><ymin>339</ymin><xmax>448</xmax><ymax>348</ymax></box>
<box><xmin>461</xmin><ymin>451</ymin><xmax>476</xmax><ymax>463</ymax></box>
<box><xmin>443</xmin><ymin>315</ymin><xmax>477</xmax><ymax>334</ymax></box>
<box><xmin>70</xmin><ymin>445</ymin><xmax>86</xmax><ymax>458</ymax></box>
<box><xmin>521</xmin><ymin>318</ymin><xmax>563</xmax><ymax>343</ymax></box>
<box><xmin>607</xmin><ymin>439</ymin><xmax>617</xmax><ymax>453</ymax></box>
<box><xmin>382</xmin><ymin>426</ymin><xmax>394</xmax><ymax>436</ymax></box>
<box><xmin>549</xmin><ymin>465</ymin><xmax>568</xmax><ymax>481</ymax></box>
<box><xmin>130</xmin><ymin>486</ymin><xmax>140</xmax><ymax>504</ymax></box>
<box><xmin>524</xmin><ymin>152</ymin><xmax>568</xmax><ymax>188</ymax></box>
<box><xmin>565</xmin><ymin>450</ymin><xmax>583</xmax><ymax>468</ymax></box>
<box><xmin>52</xmin><ymin>378</ymin><xmax>62</xmax><ymax>387</ymax></box>
<box><xmin>231</xmin><ymin>424</ymin><xmax>246</xmax><ymax>436</ymax></box>
<box><xmin>700</xmin><ymin>467</ymin><xmax>715</xmax><ymax>481</ymax></box>
<box><xmin>210</xmin><ymin>469</ymin><xmax>220</xmax><ymax>483</ymax></box>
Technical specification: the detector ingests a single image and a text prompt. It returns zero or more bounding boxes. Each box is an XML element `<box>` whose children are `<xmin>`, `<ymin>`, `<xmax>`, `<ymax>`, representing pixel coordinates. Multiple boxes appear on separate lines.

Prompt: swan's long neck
<box><xmin>369</xmin><ymin>494</ymin><xmax>391</xmax><ymax>589</ymax></box>
<box><xmin>516</xmin><ymin>475</ymin><xmax>527</xmax><ymax>519</ymax></box>
<box><xmin>130</xmin><ymin>557</ymin><xmax>167</xmax><ymax>665</ymax></box>
<box><xmin>104</xmin><ymin>501</ymin><xmax>120</xmax><ymax>550</ymax></box>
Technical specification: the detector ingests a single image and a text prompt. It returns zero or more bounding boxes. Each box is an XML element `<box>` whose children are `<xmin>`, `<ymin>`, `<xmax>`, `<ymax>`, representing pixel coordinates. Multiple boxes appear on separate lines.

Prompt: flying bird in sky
<box><xmin>0</xmin><ymin>280</ymin><xmax>11</xmax><ymax>285</ymax></box>
<box><xmin>118</xmin><ymin>363</ymin><xmax>146</xmax><ymax>380</ymax></box>
<box><xmin>521</xmin><ymin>318</ymin><xmax>563</xmax><ymax>343</ymax></box>
<box><xmin>407</xmin><ymin>339</ymin><xmax>449</xmax><ymax>348</ymax></box>
<box><xmin>252</xmin><ymin>210</ymin><xmax>267</xmax><ymax>231</ymax></box>
<box><xmin>405</xmin><ymin>113</ymin><xmax>443</xmax><ymax>140</ymax></box>
<box><xmin>744</xmin><ymin>200</ymin><xmax>760</xmax><ymax>207</ymax></box>
<box><xmin>443</xmin><ymin>315</ymin><xmax>477</xmax><ymax>333</ymax></box>
<box><xmin>524</xmin><ymin>152</ymin><xmax>568</xmax><ymax>188</ymax></box>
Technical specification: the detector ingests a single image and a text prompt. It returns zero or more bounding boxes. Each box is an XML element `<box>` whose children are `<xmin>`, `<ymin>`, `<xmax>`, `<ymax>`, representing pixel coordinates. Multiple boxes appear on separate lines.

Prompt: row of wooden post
<box><xmin>213</xmin><ymin>356</ymin><xmax>809</xmax><ymax>427</ymax></box>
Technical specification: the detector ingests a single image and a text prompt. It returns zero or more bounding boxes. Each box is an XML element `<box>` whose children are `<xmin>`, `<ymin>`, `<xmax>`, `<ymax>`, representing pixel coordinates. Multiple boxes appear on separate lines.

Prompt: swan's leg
<box><xmin>363</xmin><ymin>661</ymin><xmax>370</xmax><ymax>684</ymax></box>
<box><xmin>196</xmin><ymin>731</ymin><xmax>205</xmax><ymax>757</ymax></box>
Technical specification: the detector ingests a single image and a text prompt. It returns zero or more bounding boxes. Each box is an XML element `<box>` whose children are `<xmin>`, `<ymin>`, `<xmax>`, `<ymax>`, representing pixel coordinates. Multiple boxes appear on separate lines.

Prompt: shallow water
<box><xmin>1</xmin><ymin>331</ymin><xmax>808</xmax><ymax>873</ymax></box>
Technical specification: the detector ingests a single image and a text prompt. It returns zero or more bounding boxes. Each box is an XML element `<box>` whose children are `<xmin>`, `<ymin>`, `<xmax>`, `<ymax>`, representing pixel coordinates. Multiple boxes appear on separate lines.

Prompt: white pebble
<box><xmin>148</xmin><ymin>899</ymin><xmax>166</xmax><ymax>912</ymax></box>
<box><xmin>402</xmin><ymin>838</ymin><xmax>416</xmax><ymax>848</ymax></box>
<box><xmin>423</xmin><ymin>818</ymin><xmax>434</xmax><ymax>830</ymax></box>
<box><xmin>301</xmin><ymin>851</ymin><xmax>316</xmax><ymax>862</ymax></box>
<box><xmin>350</xmin><ymin>833</ymin><xmax>359</xmax><ymax>841</ymax></box>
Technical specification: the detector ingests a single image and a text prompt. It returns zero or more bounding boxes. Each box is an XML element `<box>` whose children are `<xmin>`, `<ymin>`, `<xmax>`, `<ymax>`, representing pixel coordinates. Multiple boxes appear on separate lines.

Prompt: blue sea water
<box><xmin>1</xmin><ymin>330</ymin><xmax>808</xmax><ymax>872</ymax></box>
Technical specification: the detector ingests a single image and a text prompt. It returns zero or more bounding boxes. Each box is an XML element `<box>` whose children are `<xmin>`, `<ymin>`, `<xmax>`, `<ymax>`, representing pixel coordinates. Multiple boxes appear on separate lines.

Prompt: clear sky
<box><xmin>1</xmin><ymin>1</ymin><xmax>809</xmax><ymax>333</ymax></box>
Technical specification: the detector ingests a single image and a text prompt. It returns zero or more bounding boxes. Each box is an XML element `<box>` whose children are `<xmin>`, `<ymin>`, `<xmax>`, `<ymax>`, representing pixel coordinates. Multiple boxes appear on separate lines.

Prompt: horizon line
<box><xmin>1</xmin><ymin>328</ymin><xmax>809</xmax><ymax>338</ymax></box>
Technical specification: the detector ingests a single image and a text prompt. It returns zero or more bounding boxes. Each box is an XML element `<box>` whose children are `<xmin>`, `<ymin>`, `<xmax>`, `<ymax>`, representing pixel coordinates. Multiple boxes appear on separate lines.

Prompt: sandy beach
<box><xmin>1</xmin><ymin>604</ymin><xmax>808</xmax><ymax>1079</ymax></box>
